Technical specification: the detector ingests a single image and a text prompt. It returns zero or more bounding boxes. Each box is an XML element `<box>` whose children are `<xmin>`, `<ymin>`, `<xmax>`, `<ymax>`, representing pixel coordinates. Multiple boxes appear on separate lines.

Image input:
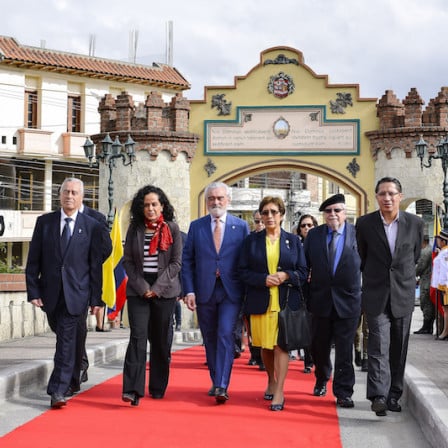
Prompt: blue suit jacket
<box><xmin>239</xmin><ymin>229</ymin><xmax>308</xmax><ymax>314</ymax></box>
<box><xmin>25</xmin><ymin>210</ymin><xmax>104</xmax><ymax>316</ymax></box>
<box><xmin>181</xmin><ymin>213</ymin><xmax>250</xmax><ymax>304</ymax></box>
<box><xmin>304</xmin><ymin>223</ymin><xmax>361</xmax><ymax>319</ymax></box>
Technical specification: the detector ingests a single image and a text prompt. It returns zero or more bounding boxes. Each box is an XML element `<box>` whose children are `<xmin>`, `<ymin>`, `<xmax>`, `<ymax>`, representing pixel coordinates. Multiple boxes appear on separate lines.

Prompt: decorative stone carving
<box><xmin>330</xmin><ymin>93</ymin><xmax>353</xmax><ymax>114</ymax></box>
<box><xmin>346</xmin><ymin>158</ymin><xmax>360</xmax><ymax>178</ymax></box>
<box><xmin>211</xmin><ymin>94</ymin><xmax>232</xmax><ymax>115</ymax></box>
<box><xmin>264</xmin><ymin>54</ymin><xmax>299</xmax><ymax>66</ymax></box>
<box><xmin>267</xmin><ymin>72</ymin><xmax>295</xmax><ymax>99</ymax></box>
<box><xmin>204</xmin><ymin>158</ymin><xmax>217</xmax><ymax>177</ymax></box>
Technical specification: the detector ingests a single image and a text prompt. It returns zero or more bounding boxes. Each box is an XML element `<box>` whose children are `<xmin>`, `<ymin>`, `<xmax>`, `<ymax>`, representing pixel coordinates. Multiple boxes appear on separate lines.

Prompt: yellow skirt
<box><xmin>250</xmin><ymin>311</ymin><xmax>279</xmax><ymax>350</ymax></box>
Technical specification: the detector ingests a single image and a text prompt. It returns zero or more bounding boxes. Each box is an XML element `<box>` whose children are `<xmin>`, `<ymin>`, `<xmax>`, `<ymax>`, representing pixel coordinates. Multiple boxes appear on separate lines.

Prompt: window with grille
<box><xmin>67</xmin><ymin>95</ymin><xmax>81</xmax><ymax>132</ymax></box>
<box><xmin>25</xmin><ymin>90</ymin><xmax>38</xmax><ymax>129</ymax></box>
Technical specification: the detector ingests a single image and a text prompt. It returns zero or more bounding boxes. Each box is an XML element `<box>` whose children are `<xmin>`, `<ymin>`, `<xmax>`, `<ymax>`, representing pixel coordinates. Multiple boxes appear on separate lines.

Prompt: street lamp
<box><xmin>83</xmin><ymin>133</ymin><xmax>136</xmax><ymax>228</ymax></box>
<box><xmin>415</xmin><ymin>134</ymin><xmax>448</xmax><ymax>228</ymax></box>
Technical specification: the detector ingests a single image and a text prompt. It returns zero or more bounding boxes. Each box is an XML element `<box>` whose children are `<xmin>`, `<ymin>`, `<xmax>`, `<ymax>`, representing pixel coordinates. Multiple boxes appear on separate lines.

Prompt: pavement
<box><xmin>0</xmin><ymin>309</ymin><xmax>447</xmax><ymax>447</ymax></box>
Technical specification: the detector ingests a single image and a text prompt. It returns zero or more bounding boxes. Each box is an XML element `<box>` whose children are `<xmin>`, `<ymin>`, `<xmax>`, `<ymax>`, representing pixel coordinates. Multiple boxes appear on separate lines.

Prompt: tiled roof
<box><xmin>0</xmin><ymin>36</ymin><xmax>189</xmax><ymax>90</ymax></box>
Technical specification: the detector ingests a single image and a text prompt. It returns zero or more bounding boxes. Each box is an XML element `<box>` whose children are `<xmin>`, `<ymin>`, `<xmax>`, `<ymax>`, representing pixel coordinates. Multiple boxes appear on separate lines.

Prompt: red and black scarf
<box><xmin>144</xmin><ymin>215</ymin><xmax>173</xmax><ymax>255</ymax></box>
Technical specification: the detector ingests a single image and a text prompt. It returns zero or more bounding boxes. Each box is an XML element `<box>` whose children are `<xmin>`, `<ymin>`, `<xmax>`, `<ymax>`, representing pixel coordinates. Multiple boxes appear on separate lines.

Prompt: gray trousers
<box><xmin>366</xmin><ymin>309</ymin><xmax>412</xmax><ymax>401</ymax></box>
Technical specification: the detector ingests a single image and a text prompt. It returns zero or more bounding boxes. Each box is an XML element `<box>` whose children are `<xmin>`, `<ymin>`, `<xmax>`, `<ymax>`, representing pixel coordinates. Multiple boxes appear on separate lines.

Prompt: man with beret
<box><xmin>356</xmin><ymin>177</ymin><xmax>424</xmax><ymax>416</ymax></box>
<box><xmin>304</xmin><ymin>193</ymin><xmax>361</xmax><ymax>408</ymax></box>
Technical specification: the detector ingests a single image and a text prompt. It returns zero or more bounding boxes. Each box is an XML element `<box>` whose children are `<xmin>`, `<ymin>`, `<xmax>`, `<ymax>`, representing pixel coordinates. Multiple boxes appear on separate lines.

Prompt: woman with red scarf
<box><xmin>122</xmin><ymin>185</ymin><xmax>182</xmax><ymax>406</ymax></box>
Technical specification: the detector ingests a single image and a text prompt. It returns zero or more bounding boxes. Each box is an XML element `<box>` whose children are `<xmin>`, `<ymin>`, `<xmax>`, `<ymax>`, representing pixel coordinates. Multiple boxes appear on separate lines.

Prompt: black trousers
<box><xmin>122</xmin><ymin>295</ymin><xmax>176</xmax><ymax>397</ymax></box>
<box><xmin>46</xmin><ymin>295</ymin><xmax>85</xmax><ymax>396</ymax></box>
<box><xmin>311</xmin><ymin>310</ymin><xmax>358</xmax><ymax>398</ymax></box>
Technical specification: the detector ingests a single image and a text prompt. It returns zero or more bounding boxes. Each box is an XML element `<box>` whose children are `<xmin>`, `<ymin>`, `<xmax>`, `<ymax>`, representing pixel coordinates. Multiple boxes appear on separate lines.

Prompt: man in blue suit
<box><xmin>304</xmin><ymin>194</ymin><xmax>361</xmax><ymax>409</ymax></box>
<box><xmin>182</xmin><ymin>182</ymin><xmax>250</xmax><ymax>404</ymax></box>
<box><xmin>26</xmin><ymin>178</ymin><xmax>103</xmax><ymax>408</ymax></box>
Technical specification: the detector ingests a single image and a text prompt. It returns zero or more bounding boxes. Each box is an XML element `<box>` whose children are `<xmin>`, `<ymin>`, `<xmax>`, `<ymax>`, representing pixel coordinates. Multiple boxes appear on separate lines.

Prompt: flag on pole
<box><xmin>101</xmin><ymin>210</ymin><xmax>127</xmax><ymax>319</ymax></box>
<box><xmin>430</xmin><ymin>206</ymin><xmax>444</xmax><ymax>316</ymax></box>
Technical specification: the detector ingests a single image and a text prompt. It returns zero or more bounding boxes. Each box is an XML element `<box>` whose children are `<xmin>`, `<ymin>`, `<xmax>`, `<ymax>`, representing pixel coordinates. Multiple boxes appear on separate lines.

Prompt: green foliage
<box><xmin>0</xmin><ymin>243</ymin><xmax>24</xmax><ymax>273</ymax></box>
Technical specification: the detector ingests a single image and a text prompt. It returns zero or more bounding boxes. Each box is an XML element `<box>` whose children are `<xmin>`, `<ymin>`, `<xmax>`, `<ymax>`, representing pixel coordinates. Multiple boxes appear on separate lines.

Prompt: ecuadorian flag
<box><xmin>101</xmin><ymin>210</ymin><xmax>128</xmax><ymax>320</ymax></box>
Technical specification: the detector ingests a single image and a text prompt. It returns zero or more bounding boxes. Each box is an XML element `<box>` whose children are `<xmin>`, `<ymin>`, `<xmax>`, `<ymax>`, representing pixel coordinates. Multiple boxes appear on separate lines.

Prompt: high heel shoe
<box><xmin>269</xmin><ymin>399</ymin><xmax>285</xmax><ymax>411</ymax></box>
<box><xmin>122</xmin><ymin>392</ymin><xmax>140</xmax><ymax>406</ymax></box>
<box><xmin>264</xmin><ymin>392</ymin><xmax>274</xmax><ymax>401</ymax></box>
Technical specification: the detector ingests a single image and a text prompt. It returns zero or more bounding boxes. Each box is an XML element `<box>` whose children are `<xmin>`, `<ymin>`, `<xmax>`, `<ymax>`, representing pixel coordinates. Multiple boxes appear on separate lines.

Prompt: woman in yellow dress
<box><xmin>239</xmin><ymin>196</ymin><xmax>307</xmax><ymax>410</ymax></box>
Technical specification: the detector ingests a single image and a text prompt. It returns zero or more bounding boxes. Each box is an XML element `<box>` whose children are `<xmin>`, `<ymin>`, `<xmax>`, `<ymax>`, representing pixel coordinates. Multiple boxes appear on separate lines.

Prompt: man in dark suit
<box><xmin>75</xmin><ymin>203</ymin><xmax>112</xmax><ymax>389</ymax></box>
<box><xmin>356</xmin><ymin>177</ymin><xmax>424</xmax><ymax>416</ymax></box>
<box><xmin>304</xmin><ymin>193</ymin><xmax>361</xmax><ymax>408</ymax></box>
<box><xmin>182</xmin><ymin>182</ymin><xmax>250</xmax><ymax>404</ymax></box>
<box><xmin>26</xmin><ymin>177</ymin><xmax>104</xmax><ymax>408</ymax></box>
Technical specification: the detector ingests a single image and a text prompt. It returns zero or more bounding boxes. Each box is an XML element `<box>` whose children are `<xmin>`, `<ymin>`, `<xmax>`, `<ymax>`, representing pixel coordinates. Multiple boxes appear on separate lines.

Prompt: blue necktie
<box><xmin>329</xmin><ymin>230</ymin><xmax>340</xmax><ymax>272</ymax></box>
<box><xmin>61</xmin><ymin>217</ymin><xmax>72</xmax><ymax>254</ymax></box>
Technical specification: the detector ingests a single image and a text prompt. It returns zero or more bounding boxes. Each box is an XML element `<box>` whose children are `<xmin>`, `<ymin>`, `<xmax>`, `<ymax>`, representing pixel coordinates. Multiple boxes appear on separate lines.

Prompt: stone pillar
<box><xmin>170</xmin><ymin>93</ymin><xmax>191</xmax><ymax>132</ymax></box>
<box><xmin>434</xmin><ymin>88</ymin><xmax>448</xmax><ymax>127</ymax></box>
<box><xmin>145</xmin><ymin>91</ymin><xmax>165</xmax><ymax>130</ymax></box>
<box><xmin>115</xmin><ymin>92</ymin><xmax>134</xmax><ymax>131</ymax></box>
<box><xmin>377</xmin><ymin>90</ymin><xmax>404</xmax><ymax>129</ymax></box>
<box><xmin>403</xmin><ymin>88</ymin><xmax>423</xmax><ymax>127</ymax></box>
<box><xmin>98</xmin><ymin>94</ymin><xmax>116</xmax><ymax>133</ymax></box>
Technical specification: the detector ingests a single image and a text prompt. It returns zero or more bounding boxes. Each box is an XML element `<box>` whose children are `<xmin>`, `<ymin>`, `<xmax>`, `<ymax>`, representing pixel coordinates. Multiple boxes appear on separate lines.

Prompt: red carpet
<box><xmin>1</xmin><ymin>346</ymin><xmax>342</xmax><ymax>447</ymax></box>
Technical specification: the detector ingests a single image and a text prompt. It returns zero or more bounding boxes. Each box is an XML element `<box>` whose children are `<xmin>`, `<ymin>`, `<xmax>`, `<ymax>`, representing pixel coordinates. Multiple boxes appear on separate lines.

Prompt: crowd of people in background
<box><xmin>27</xmin><ymin>176</ymin><xmax>435</xmax><ymax>417</ymax></box>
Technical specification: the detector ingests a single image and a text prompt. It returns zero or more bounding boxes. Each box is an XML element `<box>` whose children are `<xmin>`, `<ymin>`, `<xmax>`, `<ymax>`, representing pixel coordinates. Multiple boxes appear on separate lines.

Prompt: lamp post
<box><xmin>83</xmin><ymin>133</ymin><xmax>136</xmax><ymax>228</ymax></box>
<box><xmin>415</xmin><ymin>135</ymin><xmax>448</xmax><ymax>229</ymax></box>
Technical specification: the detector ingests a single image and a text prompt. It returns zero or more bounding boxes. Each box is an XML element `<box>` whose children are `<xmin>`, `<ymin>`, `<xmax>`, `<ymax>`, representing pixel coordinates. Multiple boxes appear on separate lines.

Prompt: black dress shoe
<box><xmin>95</xmin><ymin>326</ymin><xmax>110</xmax><ymax>332</ymax></box>
<box><xmin>336</xmin><ymin>397</ymin><xmax>354</xmax><ymax>408</ymax></box>
<box><xmin>80</xmin><ymin>369</ymin><xmax>88</xmax><ymax>383</ymax></box>
<box><xmin>50</xmin><ymin>394</ymin><xmax>67</xmax><ymax>408</ymax></box>
<box><xmin>414</xmin><ymin>327</ymin><xmax>431</xmax><ymax>334</ymax></box>
<box><xmin>371</xmin><ymin>396</ymin><xmax>387</xmax><ymax>415</ymax></box>
<box><xmin>264</xmin><ymin>392</ymin><xmax>274</xmax><ymax>401</ymax></box>
<box><xmin>269</xmin><ymin>399</ymin><xmax>285</xmax><ymax>411</ymax></box>
<box><xmin>387</xmin><ymin>397</ymin><xmax>402</xmax><ymax>412</ymax></box>
<box><xmin>208</xmin><ymin>386</ymin><xmax>217</xmax><ymax>396</ymax></box>
<box><xmin>304</xmin><ymin>366</ymin><xmax>312</xmax><ymax>374</ymax></box>
<box><xmin>64</xmin><ymin>385</ymin><xmax>80</xmax><ymax>397</ymax></box>
<box><xmin>313</xmin><ymin>383</ymin><xmax>327</xmax><ymax>396</ymax></box>
<box><xmin>215</xmin><ymin>387</ymin><xmax>229</xmax><ymax>404</ymax></box>
<box><xmin>122</xmin><ymin>392</ymin><xmax>140</xmax><ymax>406</ymax></box>
<box><xmin>248</xmin><ymin>358</ymin><xmax>257</xmax><ymax>366</ymax></box>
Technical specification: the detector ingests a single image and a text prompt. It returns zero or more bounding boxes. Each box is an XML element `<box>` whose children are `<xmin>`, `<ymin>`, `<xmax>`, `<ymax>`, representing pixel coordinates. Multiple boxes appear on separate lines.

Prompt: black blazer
<box><xmin>356</xmin><ymin>210</ymin><xmax>424</xmax><ymax>318</ymax></box>
<box><xmin>239</xmin><ymin>229</ymin><xmax>307</xmax><ymax>314</ymax></box>
<box><xmin>83</xmin><ymin>206</ymin><xmax>112</xmax><ymax>263</ymax></box>
<box><xmin>26</xmin><ymin>210</ymin><xmax>104</xmax><ymax>315</ymax></box>
<box><xmin>304</xmin><ymin>222</ymin><xmax>361</xmax><ymax>319</ymax></box>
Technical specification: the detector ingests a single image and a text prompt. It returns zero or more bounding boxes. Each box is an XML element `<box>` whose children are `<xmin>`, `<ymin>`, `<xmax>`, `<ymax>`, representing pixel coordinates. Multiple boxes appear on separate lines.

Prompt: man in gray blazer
<box><xmin>356</xmin><ymin>177</ymin><xmax>424</xmax><ymax>416</ymax></box>
<box><xmin>304</xmin><ymin>194</ymin><xmax>361</xmax><ymax>408</ymax></box>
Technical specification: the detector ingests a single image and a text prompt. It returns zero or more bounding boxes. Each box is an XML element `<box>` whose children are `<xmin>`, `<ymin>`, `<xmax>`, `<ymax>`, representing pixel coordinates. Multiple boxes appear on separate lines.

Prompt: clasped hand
<box><xmin>265</xmin><ymin>272</ymin><xmax>289</xmax><ymax>287</ymax></box>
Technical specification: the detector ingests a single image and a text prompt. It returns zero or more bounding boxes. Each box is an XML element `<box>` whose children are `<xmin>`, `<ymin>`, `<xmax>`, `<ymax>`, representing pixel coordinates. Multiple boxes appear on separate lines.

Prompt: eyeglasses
<box><xmin>323</xmin><ymin>208</ymin><xmax>344</xmax><ymax>214</ymax></box>
<box><xmin>254</xmin><ymin>219</ymin><xmax>261</xmax><ymax>224</ymax></box>
<box><xmin>261</xmin><ymin>209</ymin><xmax>280</xmax><ymax>216</ymax></box>
<box><xmin>376</xmin><ymin>191</ymin><xmax>400</xmax><ymax>197</ymax></box>
<box><xmin>300</xmin><ymin>223</ymin><xmax>314</xmax><ymax>228</ymax></box>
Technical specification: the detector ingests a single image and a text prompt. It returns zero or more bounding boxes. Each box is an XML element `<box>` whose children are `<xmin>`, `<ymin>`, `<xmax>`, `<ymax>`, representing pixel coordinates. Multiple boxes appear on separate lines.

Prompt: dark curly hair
<box><xmin>129</xmin><ymin>185</ymin><xmax>175</xmax><ymax>224</ymax></box>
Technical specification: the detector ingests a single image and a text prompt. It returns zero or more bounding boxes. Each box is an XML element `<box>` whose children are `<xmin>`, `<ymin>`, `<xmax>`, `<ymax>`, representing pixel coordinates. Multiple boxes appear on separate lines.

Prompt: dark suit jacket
<box><xmin>123</xmin><ymin>221</ymin><xmax>182</xmax><ymax>299</ymax></box>
<box><xmin>239</xmin><ymin>229</ymin><xmax>307</xmax><ymax>314</ymax></box>
<box><xmin>304</xmin><ymin>223</ymin><xmax>361</xmax><ymax>318</ymax></box>
<box><xmin>83</xmin><ymin>206</ymin><xmax>112</xmax><ymax>263</ymax></box>
<box><xmin>356</xmin><ymin>210</ymin><xmax>424</xmax><ymax>318</ymax></box>
<box><xmin>182</xmin><ymin>213</ymin><xmax>250</xmax><ymax>304</ymax></box>
<box><xmin>25</xmin><ymin>210</ymin><xmax>103</xmax><ymax>316</ymax></box>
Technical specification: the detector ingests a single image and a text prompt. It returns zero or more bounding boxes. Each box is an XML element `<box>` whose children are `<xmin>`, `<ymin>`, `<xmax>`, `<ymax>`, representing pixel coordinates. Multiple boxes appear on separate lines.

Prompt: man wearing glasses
<box><xmin>304</xmin><ymin>193</ymin><xmax>361</xmax><ymax>409</ymax></box>
<box><xmin>182</xmin><ymin>182</ymin><xmax>250</xmax><ymax>404</ymax></box>
<box><xmin>356</xmin><ymin>177</ymin><xmax>424</xmax><ymax>416</ymax></box>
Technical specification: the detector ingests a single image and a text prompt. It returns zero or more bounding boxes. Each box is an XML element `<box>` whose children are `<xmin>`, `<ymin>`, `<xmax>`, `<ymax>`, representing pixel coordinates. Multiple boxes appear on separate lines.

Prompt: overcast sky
<box><xmin>3</xmin><ymin>0</ymin><xmax>447</xmax><ymax>103</ymax></box>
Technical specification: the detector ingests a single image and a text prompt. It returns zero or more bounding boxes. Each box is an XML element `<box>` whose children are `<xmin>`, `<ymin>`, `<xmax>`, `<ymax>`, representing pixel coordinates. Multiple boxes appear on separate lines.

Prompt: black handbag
<box><xmin>277</xmin><ymin>284</ymin><xmax>311</xmax><ymax>351</ymax></box>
